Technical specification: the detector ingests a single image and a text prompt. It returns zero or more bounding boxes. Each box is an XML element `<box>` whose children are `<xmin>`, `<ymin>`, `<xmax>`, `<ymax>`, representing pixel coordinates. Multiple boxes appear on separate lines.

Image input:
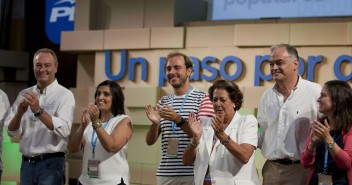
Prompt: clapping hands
<box><xmin>188</xmin><ymin>112</ymin><xmax>203</xmax><ymax>140</ymax></box>
<box><xmin>312</xmin><ymin>119</ymin><xmax>330</xmax><ymax>142</ymax></box>
<box><xmin>145</xmin><ymin>104</ymin><xmax>161</xmax><ymax>125</ymax></box>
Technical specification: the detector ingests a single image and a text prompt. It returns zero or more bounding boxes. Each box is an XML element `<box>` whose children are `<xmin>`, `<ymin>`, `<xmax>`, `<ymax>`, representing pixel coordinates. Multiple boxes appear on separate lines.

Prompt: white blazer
<box><xmin>194</xmin><ymin>112</ymin><xmax>259</xmax><ymax>185</ymax></box>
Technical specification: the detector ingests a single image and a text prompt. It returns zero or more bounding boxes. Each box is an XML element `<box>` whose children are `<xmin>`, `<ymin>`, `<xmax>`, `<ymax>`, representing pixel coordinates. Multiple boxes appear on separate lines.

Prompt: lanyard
<box><xmin>171</xmin><ymin>86</ymin><xmax>192</xmax><ymax>135</ymax></box>
<box><xmin>323</xmin><ymin>133</ymin><xmax>336</xmax><ymax>172</ymax></box>
<box><xmin>91</xmin><ymin>115</ymin><xmax>113</xmax><ymax>158</ymax></box>
<box><xmin>213</xmin><ymin>135</ymin><xmax>217</xmax><ymax>146</ymax></box>
<box><xmin>212</xmin><ymin>135</ymin><xmax>218</xmax><ymax>148</ymax></box>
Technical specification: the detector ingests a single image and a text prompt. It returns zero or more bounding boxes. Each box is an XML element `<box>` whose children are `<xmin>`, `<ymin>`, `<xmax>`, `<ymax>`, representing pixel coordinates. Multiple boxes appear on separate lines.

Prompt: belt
<box><xmin>22</xmin><ymin>152</ymin><xmax>65</xmax><ymax>163</ymax></box>
<box><xmin>270</xmin><ymin>158</ymin><xmax>300</xmax><ymax>165</ymax></box>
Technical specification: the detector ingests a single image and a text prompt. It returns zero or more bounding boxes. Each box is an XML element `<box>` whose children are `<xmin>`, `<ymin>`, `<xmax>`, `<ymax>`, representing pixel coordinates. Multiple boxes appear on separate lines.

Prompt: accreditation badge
<box><xmin>166</xmin><ymin>138</ymin><xmax>179</xmax><ymax>157</ymax></box>
<box><xmin>87</xmin><ymin>159</ymin><xmax>100</xmax><ymax>178</ymax></box>
<box><xmin>318</xmin><ymin>173</ymin><xmax>332</xmax><ymax>185</ymax></box>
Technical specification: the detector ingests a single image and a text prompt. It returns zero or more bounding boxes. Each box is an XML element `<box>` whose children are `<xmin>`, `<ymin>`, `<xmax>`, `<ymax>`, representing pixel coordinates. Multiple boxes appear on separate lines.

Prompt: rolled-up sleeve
<box><xmin>0</xmin><ymin>90</ymin><xmax>10</xmax><ymax>135</ymax></box>
<box><xmin>51</xmin><ymin>91</ymin><xmax>75</xmax><ymax>138</ymax></box>
<box><xmin>4</xmin><ymin>95</ymin><xmax>21</xmax><ymax>137</ymax></box>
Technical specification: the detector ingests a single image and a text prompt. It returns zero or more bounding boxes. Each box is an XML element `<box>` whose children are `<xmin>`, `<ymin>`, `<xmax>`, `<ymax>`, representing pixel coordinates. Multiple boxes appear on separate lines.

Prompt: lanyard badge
<box><xmin>166</xmin><ymin>86</ymin><xmax>192</xmax><ymax>158</ymax></box>
<box><xmin>318</xmin><ymin>174</ymin><xmax>332</xmax><ymax>185</ymax></box>
<box><xmin>318</xmin><ymin>133</ymin><xmax>336</xmax><ymax>185</ymax></box>
<box><xmin>88</xmin><ymin>115</ymin><xmax>113</xmax><ymax>178</ymax></box>
<box><xmin>87</xmin><ymin>159</ymin><xmax>100</xmax><ymax>178</ymax></box>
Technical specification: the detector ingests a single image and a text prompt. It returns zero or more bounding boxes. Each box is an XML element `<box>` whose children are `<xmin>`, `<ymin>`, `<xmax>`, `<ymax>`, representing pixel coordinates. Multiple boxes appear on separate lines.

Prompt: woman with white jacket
<box><xmin>183</xmin><ymin>79</ymin><xmax>259</xmax><ymax>185</ymax></box>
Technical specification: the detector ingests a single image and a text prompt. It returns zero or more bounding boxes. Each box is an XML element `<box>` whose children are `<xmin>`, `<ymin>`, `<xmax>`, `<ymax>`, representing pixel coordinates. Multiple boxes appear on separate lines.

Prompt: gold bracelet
<box><xmin>92</xmin><ymin>121</ymin><xmax>102</xmax><ymax>130</ymax></box>
<box><xmin>187</xmin><ymin>144</ymin><xmax>197</xmax><ymax>150</ymax></box>
<box><xmin>189</xmin><ymin>138</ymin><xmax>199</xmax><ymax>148</ymax></box>
<box><xmin>95</xmin><ymin>125</ymin><xmax>102</xmax><ymax>131</ymax></box>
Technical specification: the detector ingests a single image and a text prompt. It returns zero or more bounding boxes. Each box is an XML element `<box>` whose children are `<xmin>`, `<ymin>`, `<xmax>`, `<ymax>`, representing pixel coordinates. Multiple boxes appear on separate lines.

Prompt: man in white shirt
<box><xmin>257</xmin><ymin>44</ymin><xmax>321</xmax><ymax>185</ymax></box>
<box><xmin>0</xmin><ymin>89</ymin><xmax>10</xmax><ymax>182</ymax></box>
<box><xmin>5</xmin><ymin>48</ymin><xmax>75</xmax><ymax>185</ymax></box>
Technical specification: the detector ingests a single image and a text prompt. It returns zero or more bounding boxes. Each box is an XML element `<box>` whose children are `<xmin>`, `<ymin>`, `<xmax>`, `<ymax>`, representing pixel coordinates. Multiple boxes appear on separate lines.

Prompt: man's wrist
<box><xmin>176</xmin><ymin>116</ymin><xmax>186</xmax><ymax>127</ymax></box>
<box><xmin>34</xmin><ymin>106</ymin><xmax>44</xmax><ymax>117</ymax></box>
<box><xmin>174</xmin><ymin>115</ymin><xmax>181</xmax><ymax>123</ymax></box>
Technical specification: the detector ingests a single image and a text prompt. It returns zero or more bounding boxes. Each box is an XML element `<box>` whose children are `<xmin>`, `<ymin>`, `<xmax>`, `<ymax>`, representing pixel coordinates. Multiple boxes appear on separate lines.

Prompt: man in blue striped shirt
<box><xmin>146</xmin><ymin>52</ymin><xmax>213</xmax><ymax>185</ymax></box>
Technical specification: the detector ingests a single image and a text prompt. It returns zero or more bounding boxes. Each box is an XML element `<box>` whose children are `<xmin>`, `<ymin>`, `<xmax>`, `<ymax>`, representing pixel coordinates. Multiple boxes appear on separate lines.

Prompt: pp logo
<box><xmin>45</xmin><ymin>0</ymin><xmax>75</xmax><ymax>44</ymax></box>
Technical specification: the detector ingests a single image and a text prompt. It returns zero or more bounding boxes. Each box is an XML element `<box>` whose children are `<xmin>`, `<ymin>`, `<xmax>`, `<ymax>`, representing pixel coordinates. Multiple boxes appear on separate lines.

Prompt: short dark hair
<box><xmin>166</xmin><ymin>52</ymin><xmax>193</xmax><ymax>69</ymax></box>
<box><xmin>33</xmin><ymin>48</ymin><xmax>58</xmax><ymax>66</ymax></box>
<box><xmin>323</xmin><ymin>80</ymin><xmax>352</xmax><ymax>131</ymax></box>
<box><xmin>208</xmin><ymin>79</ymin><xmax>243</xmax><ymax>111</ymax></box>
<box><xmin>270</xmin><ymin>44</ymin><xmax>299</xmax><ymax>62</ymax></box>
<box><xmin>95</xmin><ymin>80</ymin><xmax>125</xmax><ymax>116</ymax></box>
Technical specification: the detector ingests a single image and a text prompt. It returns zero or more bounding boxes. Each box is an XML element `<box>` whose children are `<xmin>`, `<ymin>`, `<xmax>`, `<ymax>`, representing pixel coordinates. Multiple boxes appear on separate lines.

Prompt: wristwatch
<box><xmin>176</xmin><ymin>117</ymin><xmax>186</xmax><ymax>127</ymax></box>
<box><xmin>327</xmin><ymin>140</ymin><xmax>335</xmax><ymax>149</ymax></box>
<box><xmin>221</xmin><ymin>135</ymin><xmax>230</xmax><ymax>146</ymax></box>
<box><xmin>34</xmin><ymin>106</ymin><xmax>44</xmax><ymax>117</ymax></box>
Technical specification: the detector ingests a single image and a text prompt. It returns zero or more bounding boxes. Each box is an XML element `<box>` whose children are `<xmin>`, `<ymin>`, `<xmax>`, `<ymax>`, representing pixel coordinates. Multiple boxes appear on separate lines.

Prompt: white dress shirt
<box><xmin>5</xmin><ymin>79</ymin><xmax>75</xmax><ymax>156</ymax></box>
<box><xmin>0</xmin><ymin>89</ymin><xmax>10</xmax><ymax>171</ymax></box>
<box><xmin>257</xmin><ymin>76</ymin><xmax>321</xmax><ymax>160</ymax></box>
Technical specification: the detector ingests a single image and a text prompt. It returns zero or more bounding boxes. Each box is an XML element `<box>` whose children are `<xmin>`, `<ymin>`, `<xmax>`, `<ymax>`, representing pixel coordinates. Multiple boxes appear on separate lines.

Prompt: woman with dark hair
<box><xmin>183</xmin><ymin>79</ymin><xmax>259</xmax><ymax>185</ymax></box>
<box><xmin>69</xmin><ymin>80</ymin><xmax>133</xmax><ymax>185</ymax></box>
<box><xmin>301</xmin><ymin>80</ymin><xmax>352</xmax><ymax>185</ymax></box>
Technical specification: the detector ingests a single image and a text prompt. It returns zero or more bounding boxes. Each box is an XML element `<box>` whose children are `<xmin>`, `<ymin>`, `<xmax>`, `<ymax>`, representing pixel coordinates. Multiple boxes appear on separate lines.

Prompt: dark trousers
<box><xmin>20</xmin><ymin>156</ymin><xmax>65</xmax><ymax>185</ymax></box>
